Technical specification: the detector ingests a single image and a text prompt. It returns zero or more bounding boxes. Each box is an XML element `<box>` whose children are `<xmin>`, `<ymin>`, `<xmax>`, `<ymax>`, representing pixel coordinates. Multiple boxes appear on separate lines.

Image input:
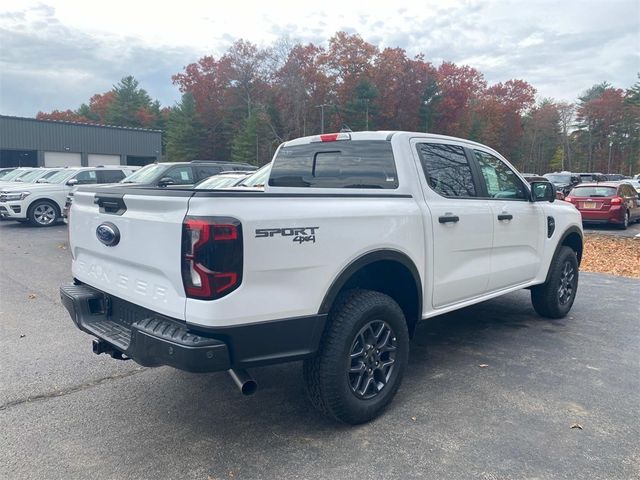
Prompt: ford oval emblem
<box><xmin>96</xmin><ymin>222</ymin><xmax>120</xmax><ymax>247</ymax></box>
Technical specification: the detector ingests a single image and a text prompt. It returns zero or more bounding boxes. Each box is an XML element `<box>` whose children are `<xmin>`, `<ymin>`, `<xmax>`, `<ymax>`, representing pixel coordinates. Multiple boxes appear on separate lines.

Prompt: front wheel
<box><xmin>303</xmin><ymin>289</ymin><xmax>409</xmax><ymax>424</ymax></box>
<box><xmin>531</xmin><ymin>246</ymin><xmax>579</xmax><ymax>319</ymax></box>
<box><xmin>28</xmin><ymin>200</ymin><xmax>60</xmax><ymax>227</ymax></box>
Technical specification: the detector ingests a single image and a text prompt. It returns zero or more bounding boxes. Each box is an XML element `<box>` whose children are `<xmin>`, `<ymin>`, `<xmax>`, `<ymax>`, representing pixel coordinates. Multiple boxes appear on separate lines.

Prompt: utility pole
<box><xmin>423</xmin><ymin>100</ymin><xmax>430</xmax><ymax>132</ymax></box>
<box><xmin>607</xmin><ymin>139</ymin><xmax>613</xmax><ymax>174</ymax></box>
<box><xmin>316</xmin><ymin>104</ymin><xmax>331</xmax><ymax>133</ymax></box>
<box><xmin>364</xmin><ymin>98</ymin><xmax>369</xmax><ymax>130</ymax></box>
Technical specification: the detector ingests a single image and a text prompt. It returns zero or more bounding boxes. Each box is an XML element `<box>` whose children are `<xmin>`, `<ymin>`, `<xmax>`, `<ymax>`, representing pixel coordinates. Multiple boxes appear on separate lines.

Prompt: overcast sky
<box><xmin>1</xmin><ymin>0</ymin><xmax>638</xmax><ymax>116</ymax></box>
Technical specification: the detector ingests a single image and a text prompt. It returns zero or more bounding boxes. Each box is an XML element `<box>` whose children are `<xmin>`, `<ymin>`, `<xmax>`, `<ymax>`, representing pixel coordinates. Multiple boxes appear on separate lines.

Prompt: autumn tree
<box><xmin>372</xmin><ymin>49</ymin><xmax>434</xmax><ymax>131</ymax></box>
<box><xmin>36</xmin><ymin>109</ymin><xmax>92</xmax><ymax>123</ymax></box>
<box><xmin>575</xmin><ymin>83</ymin><xmax>626</xmax><ymax>172</ymax></box>
<box><xmin>432</xmin><ymin>62</ymin><xmax>487</xmax><ymax>137</ymax></box>
<box><xmin>318</xmin><ymin>32</ymin><xmax>378</xmax><ymax>130</ymax></box>
<box><xmin>521</xmin><ymin>100</ymin><xmax>561</xmax><ymax>174</ymax></box>
<box><xmin>272</xmin><ymin>43</ymin><xmax>330</xmax><ymax>138</ymax></box>
<box><xmin>473</xmin><ymin>79</ymin><xmax>536</xmax><ymax>161</ymax></box>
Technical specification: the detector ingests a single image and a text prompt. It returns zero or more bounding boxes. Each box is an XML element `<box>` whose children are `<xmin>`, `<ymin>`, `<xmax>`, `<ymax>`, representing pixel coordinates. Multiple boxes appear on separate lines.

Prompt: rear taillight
<box><xmin>611</xmin><ymin>197</ymin><xmax>622</xmax><ymax>205</ymax></box>
<box><xmin>181</xmin><ymin>216</ymin><xmax>243</xmax><ymax>300</ymax></box>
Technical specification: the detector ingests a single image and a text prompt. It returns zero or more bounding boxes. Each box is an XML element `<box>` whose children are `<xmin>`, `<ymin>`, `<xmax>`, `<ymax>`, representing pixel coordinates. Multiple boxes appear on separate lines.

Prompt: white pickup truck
<box><xmin>60</xmin><ymin>131</ymin><xmax>583</xmax><ymax>424</ymax></box>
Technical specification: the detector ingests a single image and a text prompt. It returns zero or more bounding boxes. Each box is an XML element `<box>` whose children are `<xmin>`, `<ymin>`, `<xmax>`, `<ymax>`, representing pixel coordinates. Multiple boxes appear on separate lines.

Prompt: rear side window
<box><xmin>165</xmin><ymin>166</ymin><xmax>194</xmax><ymax>185</ymax></box>
<box><xmin>416</xmin><ymin>143</ymin><xmax>477</xmax><ymax>197</ymax></box>
<box><xmin>194</xmin><ymin>165</ymin><xmax>223</xmax><ymax>180</ymax></box>
<box><xmin>97</xmin><ymin>170</ymin><xmax>125</xmax><ymax>183</ymax></box>
<box><xmin>269</xmin><ymin>140</ymin><xmax>398</xmax><ymax>189</ymax></box>
<box><xmin>74</xmin><ymin>170</ymin><xmax>97</xmax><ymax>185</ymax></box>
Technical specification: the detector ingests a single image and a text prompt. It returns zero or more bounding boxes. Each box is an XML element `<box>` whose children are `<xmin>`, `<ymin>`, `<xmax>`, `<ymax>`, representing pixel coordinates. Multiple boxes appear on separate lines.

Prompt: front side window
<box><xmin>417</xmin><ymin>143</ymin><xmax>477</xmax><ymax>197</ymax></box>
<box><xmin>269</xmin><ymin>140</ymin><xmax>398</xmax><ymax>189</ymax></box>
<box><xmin>474</xmin><ymin>150</ymin><xmax>527</xmax><ymax>200</ymax></box>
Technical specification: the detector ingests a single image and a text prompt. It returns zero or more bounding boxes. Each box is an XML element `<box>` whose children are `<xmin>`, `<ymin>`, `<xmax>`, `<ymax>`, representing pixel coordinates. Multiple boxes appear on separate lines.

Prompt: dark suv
<box><xmin>120</xmin><ymin>160</ymin><xmax>257</xmax><ymax>188</ymax></box>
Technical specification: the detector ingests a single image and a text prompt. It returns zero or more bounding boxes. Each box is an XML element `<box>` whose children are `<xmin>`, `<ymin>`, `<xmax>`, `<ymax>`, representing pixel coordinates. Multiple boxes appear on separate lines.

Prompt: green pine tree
<box><xmin>105</xmin><ymin>76</ymin><xmax>152</xmax><ymax>127</ymax></box>
<box><xmin>166</xmin><ymin>93</ymin><xmax>206</xmax><ymax>162</ymax></box>
<box><xmin>231</xmin><ymin>113</ymin><xmax>259</xmax><ymax>165</ymax></box>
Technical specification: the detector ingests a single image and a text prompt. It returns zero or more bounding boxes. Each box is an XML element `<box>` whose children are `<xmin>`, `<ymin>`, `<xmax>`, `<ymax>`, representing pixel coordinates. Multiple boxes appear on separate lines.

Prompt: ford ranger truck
<box><xmin>60</xmin><ymin>131</ymin><xmax>583</xmax><ymax>424</ymax></box>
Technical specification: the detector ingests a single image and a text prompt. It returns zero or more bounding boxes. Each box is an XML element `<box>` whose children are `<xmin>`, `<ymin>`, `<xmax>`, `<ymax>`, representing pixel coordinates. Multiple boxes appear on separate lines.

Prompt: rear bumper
<box><xmin>579</xmin><ymin>206</ymin><xmax>624</xmax><ymax>224</ymax></box>
<box><xmin>60</xmin><ymin>282</ymin><xmax>326</xmax><ymax>373</ymax></box>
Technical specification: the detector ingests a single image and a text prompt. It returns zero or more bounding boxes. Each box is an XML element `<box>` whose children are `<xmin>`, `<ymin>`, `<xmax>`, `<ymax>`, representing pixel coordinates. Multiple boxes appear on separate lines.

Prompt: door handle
<box><xmin>438</xmin><ymin>215</ymin><xmax>460</xmax><ymax>224</ymax></box>
<box><xmin>497</xmin><ymin>213</ymin><xmax>513</xmax><ymax>221</ymax></box>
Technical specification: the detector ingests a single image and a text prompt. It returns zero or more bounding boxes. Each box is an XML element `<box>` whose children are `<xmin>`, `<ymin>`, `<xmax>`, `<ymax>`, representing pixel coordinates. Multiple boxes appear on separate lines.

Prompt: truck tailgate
<box><xmin>69</xmin><ymin>189</ymin><xmax>191</xmax><ymax>320</ymax></box>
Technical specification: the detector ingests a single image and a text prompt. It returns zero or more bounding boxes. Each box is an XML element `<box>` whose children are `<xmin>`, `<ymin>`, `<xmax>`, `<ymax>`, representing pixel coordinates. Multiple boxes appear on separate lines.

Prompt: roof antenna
<box><xmin>340</xmin><ymin>124</ymin><xmax>353</xmax><ymax>133</ymax></box>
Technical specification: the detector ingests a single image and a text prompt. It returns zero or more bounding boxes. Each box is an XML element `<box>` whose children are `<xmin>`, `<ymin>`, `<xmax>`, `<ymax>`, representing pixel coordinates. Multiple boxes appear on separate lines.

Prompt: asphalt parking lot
<box><xmin>1</xmin><ymin>221</ymin><xmax>639</xmax><ymax>480</ymax></box>
<box><xmin>583</xmin><ymin>221</ymin><xmax>640</xmax><ymax>238</ymax></box>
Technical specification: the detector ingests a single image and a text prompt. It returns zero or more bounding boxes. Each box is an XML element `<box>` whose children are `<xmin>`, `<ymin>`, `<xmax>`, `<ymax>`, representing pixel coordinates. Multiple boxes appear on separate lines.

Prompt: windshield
<box><xmin>571</xmin><ymin>186</ymin><xmax>617</xmax><ymax>197</ymax></box>
<box><xmin>236</xmin><ymin>163</ymin><xmax>271</xmax><ymax>187</ymax></box>
<box><xmin>0</xmin><ymin>169</ymin><xmax>32</xmax><ymax>182</ymax></box>
<box><xmin>14</xmin><ymin>169</ymin><xmax>51</xmax><ymax>183</ymax></box>
<box><xmin>36</xmin><ymin>169</ymin><xmax>64</xmax><ymax>182</ymax></box>
<box><xmin>41</xmin><ymin>169</ymin><xmax>80</xmax><ymax>184</ymax></box>
<box><xmin>196</xmin><ymin>174</ymin><xmax>246</xmax><ymax>189</ymax></box>
<box><xmin>120</xmin><ymin>163</ymin><xmax>168</xmax><ymax>184</ymax></box>
<box><xmin>0</xmin><ymin>169</ymin><xmax>16</xmax><ymax>180</ymax></box>
<box><xmin>544</xmin><ymin>174</ymin><xmax>571</xmax><ymax>184</ymax></box>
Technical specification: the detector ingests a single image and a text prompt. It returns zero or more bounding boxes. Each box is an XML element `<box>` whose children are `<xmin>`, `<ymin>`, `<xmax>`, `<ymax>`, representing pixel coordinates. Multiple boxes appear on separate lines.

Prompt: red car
<box><xmin>566</xmin><ymin>182</ymin><xmax>640</xmax><ymax>229</ymax></box>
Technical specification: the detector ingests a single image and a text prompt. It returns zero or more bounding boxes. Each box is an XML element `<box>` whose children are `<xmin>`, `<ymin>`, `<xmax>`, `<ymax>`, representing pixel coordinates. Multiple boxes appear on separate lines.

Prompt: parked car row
<box><xmin>0</xmin><ymin>160</ymin><xmax>261</xmax><ymax>227</ymax></box>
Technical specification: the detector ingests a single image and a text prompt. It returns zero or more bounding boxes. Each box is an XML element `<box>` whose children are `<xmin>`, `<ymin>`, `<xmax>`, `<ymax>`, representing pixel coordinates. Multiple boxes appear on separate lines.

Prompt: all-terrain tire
<box><xmin>531</xmin><ymin>246</ymin><xmax>579</xmax><ymax>319</ymax></box>
<box><xmin>303</xmin><ymin>289</ymin><xmax>409</xmax><ymax>424</ymax></box>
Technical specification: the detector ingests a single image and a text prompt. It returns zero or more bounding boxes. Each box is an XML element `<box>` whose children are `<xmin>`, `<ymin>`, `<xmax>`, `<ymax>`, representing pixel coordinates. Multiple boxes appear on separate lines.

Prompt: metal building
<box><xmin>0</xmin><ymin>115</ymin><xmax>162</xmax><ymax>168</ymax></box>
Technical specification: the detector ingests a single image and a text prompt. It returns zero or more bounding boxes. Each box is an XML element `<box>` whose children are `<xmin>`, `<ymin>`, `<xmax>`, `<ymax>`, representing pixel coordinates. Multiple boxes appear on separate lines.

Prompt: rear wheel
<box><xmin>618</xmin><ymin>210</ymin><xmax>629</xmax><ymax>230</ymax></box>
<box><xmin>303</xmin><ymin>289</ymin><xmax>409</xmax><ymax>424</ymax></box>
<box><xmin>531</xmin><ymin>246</ymin><xmax>579</xmax><ymax>319</ymax></box>
<box><xmin>28</xmin><ymin>200</ymin><xmax>59</xmax><ymax>227</ymax></box>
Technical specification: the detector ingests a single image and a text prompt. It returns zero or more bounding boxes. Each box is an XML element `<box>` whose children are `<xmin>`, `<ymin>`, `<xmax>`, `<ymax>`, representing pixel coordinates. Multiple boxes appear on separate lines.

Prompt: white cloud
<box><xmin>0</xmin><ymin>0</ymin><xmax>638</xmax><ymax>115</ymax></box>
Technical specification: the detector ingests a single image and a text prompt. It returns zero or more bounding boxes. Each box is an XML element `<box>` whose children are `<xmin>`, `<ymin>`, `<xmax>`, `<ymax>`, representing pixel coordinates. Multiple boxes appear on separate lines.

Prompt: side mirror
<box><xmin>157</xmin><ymin>177</ymin><xmax>176</xmax><ymax>187</ymax></box>
<box><xmin>66</xmin><ymin>178</ymin><xmax>78</xmax><ymax>186</ymax></box>
<box><xmin>530</xmin><ymin>181</ymin><xmax>555</xmax><ymax>203</ymax></box>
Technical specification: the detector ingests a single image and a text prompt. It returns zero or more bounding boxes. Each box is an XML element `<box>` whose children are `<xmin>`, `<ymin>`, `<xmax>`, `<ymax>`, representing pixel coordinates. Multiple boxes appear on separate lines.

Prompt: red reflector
<box><xmin>611</xmin><ymin>197</ymin><xmax>622</xmax><ymax>205</ymax></box>
<box><xmin>214</xmin><ymin>272</ymin><xmax>238</xmax><ymax>293</ymax></box>
<box><xmin>213</xmin><ymin>224</ymin><xmax>238</xmax><ymax>241</ymax></box>
<box><xmin>320</xmin><ymin>133</ymin><xmax>339</xmax><ymax>142</ymax></box>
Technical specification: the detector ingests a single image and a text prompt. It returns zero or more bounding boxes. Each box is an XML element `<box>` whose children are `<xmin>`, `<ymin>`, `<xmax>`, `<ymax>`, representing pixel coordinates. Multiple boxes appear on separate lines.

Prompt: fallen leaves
<box><xmin>581</xmin><ymin>235</ymin><xmax>640</xmax><ymax>278</ymax></box>
<box><xmin>27</xmin><ymin>294</ymin><xmax>36</xmax><ymax>299</ymax></box>
<box><xmin>570</xmin><ymin>423</ymin><xmax>583</xmax><ymax>430</ymax></box>
<box><xmin>478</xmin><ymin>364</ymin><xmax>489</xmax><ymax>368</ymax></box>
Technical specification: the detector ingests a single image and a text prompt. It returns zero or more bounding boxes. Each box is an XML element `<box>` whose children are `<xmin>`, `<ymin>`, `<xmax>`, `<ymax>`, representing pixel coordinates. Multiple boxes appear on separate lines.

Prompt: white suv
<box><xmin>0</xmin><ymin>166</ymin><xmax>137</xmax><ymax>226</ymax></box>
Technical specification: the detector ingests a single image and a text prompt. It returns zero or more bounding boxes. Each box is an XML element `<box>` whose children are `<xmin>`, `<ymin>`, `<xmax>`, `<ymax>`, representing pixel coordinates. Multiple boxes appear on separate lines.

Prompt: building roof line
<box><xmin>0</xmin><ymin>114</ymin><xmax>163</xmax><ymax>133</ymax></box>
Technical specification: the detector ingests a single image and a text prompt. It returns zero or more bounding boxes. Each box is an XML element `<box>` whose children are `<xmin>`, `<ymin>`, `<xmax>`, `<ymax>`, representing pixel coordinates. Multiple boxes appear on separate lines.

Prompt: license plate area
<box><xmin>582</xmin><ymin>201</ymin><xmax>597</xmax><ymax>209</ymax></box>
